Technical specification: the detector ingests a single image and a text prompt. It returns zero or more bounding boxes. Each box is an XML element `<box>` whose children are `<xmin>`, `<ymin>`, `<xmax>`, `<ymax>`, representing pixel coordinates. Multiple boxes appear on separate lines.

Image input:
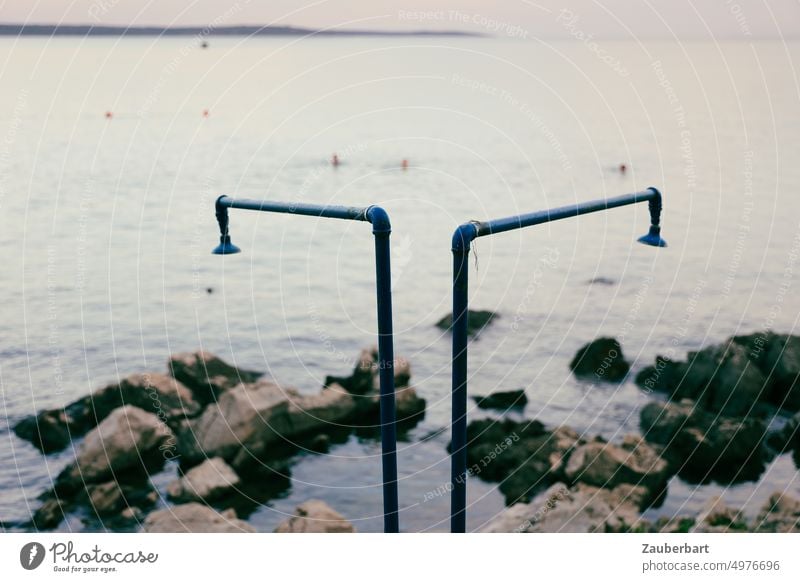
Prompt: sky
<box><xmin>2</xmin><ymin>0</ymin><xmax>799</xmax><ymax>39</ymax></box>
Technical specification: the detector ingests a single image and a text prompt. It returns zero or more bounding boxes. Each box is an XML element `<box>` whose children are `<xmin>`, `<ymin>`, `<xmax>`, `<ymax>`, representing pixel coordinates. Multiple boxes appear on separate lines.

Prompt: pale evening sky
<box><xmin>2</xmin><ymin>0</ymin><xmax>799</xmax><ymax>39</ymax></box>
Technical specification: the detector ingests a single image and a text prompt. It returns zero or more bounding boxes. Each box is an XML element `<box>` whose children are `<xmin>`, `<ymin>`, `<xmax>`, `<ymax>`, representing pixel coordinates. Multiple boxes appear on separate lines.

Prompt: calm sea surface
<box><xmin>1</xmin><ymin>36</ymin><xmax>799</xmax><ymax>532</ymax></box>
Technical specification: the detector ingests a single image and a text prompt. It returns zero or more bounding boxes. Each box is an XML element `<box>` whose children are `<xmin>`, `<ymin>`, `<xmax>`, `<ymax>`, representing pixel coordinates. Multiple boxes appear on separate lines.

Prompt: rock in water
<box><xmin>143</xmin><ymin>504</ymin><xmax>255</xmax><ymax>533</ymax></box>
<box><xmin>564</xmin><ymin>435</ymin><xmax>671</xmax><ymax>499</ymax></box>
<box><xmin>167</xmin><ymin>457</ymin><xmax>240</xmax><ymax>503</ymax></box>
<box><xmin>570</xmin><ymin>338</ymin><xmax>630</xmax><ymax>382</ymax></box>
<box><xmin>454</xmin><ymin>418</ymin><xmax>582</xmax><ymax>505</ymax></box>
<box><xmin>168</xmin><ymin>351</ymin><xmax>262</xmax><ymax>405</ymax></box>
<box><xmin>177</xmin><ymin>380</ymin><xmax>356</xmax><ymax>469</ymax></box>
<box><xmin>435</xmin><ymin>310</ymin><xmax>497</xmax><ymax>336</ymax></box>
<box><xmin>733</xmin><ymin>332</ymin><xmax>800</xmax><ymax>410</ymax></box>
<box><xmin>32</xmin><ymin>498</ymin><xmax>66</xmax><ymax>530</ymax></box>
<box><xmin>324</xmin><ymin>348</ymin><xmax>425</xmax><ymax>425</ymax></box>
<box><xmin>473</xmin><ymin>389</ymin><xmax>528</xmax><ymax>410</ymax></box>
<box><xmin>274</xmin><ymin>500</ymin><xmax>355</xmax><ymax>533</ymax></box>
<box><xmin>57</xmin><ymin>406</ymin><xmax>174</xmax><ymax>491</ymax></box>
<box><xmin>636</xmin><ymin>333</ymin><xmax>800</xmax><ymax>414</ymax></box>
<box><xmin>14</xmin><ymin>409</ymin><xmax>75</xmax><ymax>453</ymax></box>
<box><xmin>640</xmin><ymin>399</ymin><xmax>769</xmax><ymax>483</ymax></box>
<box><xmin>13</xmin><ymin>373</ymin><xmax>200</xmax><ymax>453</ymax></box>
<box><xmin>753</xmin><ymin>492</ymin><xmax>800</xmax><ymax>532</ymax></box>
<box><xmin>689</xmin><ymin>496</ymin><xmax>749</xmax><ymax>532</ymax></box>
<box><xmin>482</xmin><ymin>482</ymin><xmax>642</xmax><ymax>533</ymax></box>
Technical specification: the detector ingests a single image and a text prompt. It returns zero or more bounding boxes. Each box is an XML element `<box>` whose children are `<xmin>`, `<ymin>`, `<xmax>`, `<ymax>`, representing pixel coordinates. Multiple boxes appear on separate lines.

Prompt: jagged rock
<box><xmin>435</xmin><ymin>310</ymin><xmax>497</xmax><ymax>336</ymax></box>
<box><xmin>324</xmin><ymin>348</ymin><xmax>425</xmax><ymax>425</ymax></box>
<box><xmin>473</xmin><ymin>390</ymin><xmax>528</xmax><ymax>410</ymax></box>
<box><xmin>454</xmin><ymin>418</ymin><xmax>583</xmax><ymax>505</ymax></box>
<box><xmin>168</xmin><ymin>351</ymin><xmax>262</xmax><ymax>405</ymax></box>
<box><xmin>637</xmin><ymin>334</ymin><xmax>800</xmax><ymax>415</ymax></box>
<box><xmin>564</xmin><ymin>435</ymin><xmax>671</xmax><ymax>498</ymax></box>
<box><xmin>274</xmin><ymin>500</ymin><xmax>355</xmax><ymax>533</ymax></box>
<box><xmin>143</xmin><ymin>503</ymin><xmax>255</xmax><ymax>533</ymax></box>
<box><xmin>57</xmin><ymin>406</ymin><xmax>174</xmax><ymax>492</ymax></box>
<box><xmin>753</xmin><ymin>492</ymin><xmax>800</xmax><ymax>532</ymax></box>
<box><xmin>167</xmin><ymin>457</ymin><xmax>240</xmax><ymax>502</ymax></box>
<box><xmin>570</xmin><ymin>338</ymin><xmax>630</xmax><ymax>382</ymax></box>
<box><xmin>690</xmin><ymin>496</ymin><xmax>749</xmax><ymax>532</ymax></box>
<box><xmin>177</xmin><ymin>381</ymin><xmax>355</xmax><ymax>470</ymax></box>
<box><xmin>32</xmin><ymin>498</ymin><xmax>66</xmax><ymax>530</ymax></box>
<box><xmin>85</xmin><ymin>480</ymin><xmax>158</xmax><ymax>516</ymax></box>
<box><xmin>640</xmin><ymin>399</ymin><xmax>768</xmax><ymax>483</ymax></box>
<box><xmin>13</xmin><ymin>373</ymin><xmax>200</xmax><ymax>453</ymax></box>
<box><xmin>482</xmin><ymin>482</ymin><xmax>642</xmax><ymax>532</ymax></box>
<box><xmin>14</xmin><ymin>409</ymin><xmax>74</xmax><ymax>453</ymax></box>
<box><xmin>733</xmin><ymin>332</ymin><xmax>800</xmax><ymax>410</ymax></box>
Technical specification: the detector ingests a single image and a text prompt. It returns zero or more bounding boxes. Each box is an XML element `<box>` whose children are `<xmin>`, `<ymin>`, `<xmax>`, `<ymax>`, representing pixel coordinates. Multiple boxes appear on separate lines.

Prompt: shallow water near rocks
<box><xmin>1</xmin><ymin>36</ymin><xmax>799</xmax><ymax>531</ymax></box>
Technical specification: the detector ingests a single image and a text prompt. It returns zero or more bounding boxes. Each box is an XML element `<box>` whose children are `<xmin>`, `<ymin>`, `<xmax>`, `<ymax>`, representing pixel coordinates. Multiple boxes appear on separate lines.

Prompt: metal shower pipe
<box><xmin>212</xmin><ymin>195</ymin><xmax>400</xmax><ymax>533</ymax></box>
<box><xmin>448</xmin><ymin>187</ymin><xmax>667</xmax><ymax>533</ymax></box>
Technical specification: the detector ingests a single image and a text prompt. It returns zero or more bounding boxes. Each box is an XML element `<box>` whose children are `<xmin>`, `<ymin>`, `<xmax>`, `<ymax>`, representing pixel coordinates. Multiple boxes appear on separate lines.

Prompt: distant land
<box><xmin>0</xmin><ymin>23</ymin><xmax>482</xmax><ymax>37</ymax></box>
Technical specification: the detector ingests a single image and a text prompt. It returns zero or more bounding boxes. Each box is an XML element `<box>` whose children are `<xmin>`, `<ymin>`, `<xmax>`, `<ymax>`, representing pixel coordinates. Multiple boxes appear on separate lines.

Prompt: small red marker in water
<box><xmin>619</xmin><ymin>163</ymin><xmax>627</xmax><ymax>174</ymax></box>
<box><xmin>401</xmin><ymin>158</ymin><xmax>409</xmax><ymax>170</ymax></box>
<box><xmin>331</xmin><ymin>153</ymin><xmax>340</xmax><ymax>167</ymax></box>
<box><xmin>202</xmin><ymin>109</ymin><xmax>209</xmax><ymax>118</ymax></box>
<box><xmin>105</xmin><ymin>111</ymin><xmax>113</xmax><ymax>119</ymax></box>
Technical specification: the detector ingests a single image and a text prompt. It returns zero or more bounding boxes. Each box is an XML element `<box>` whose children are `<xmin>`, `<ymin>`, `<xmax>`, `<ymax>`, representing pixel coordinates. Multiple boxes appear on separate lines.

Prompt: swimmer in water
<box><xmin>332</xmin><ymin>153</ymin><xmax>340</xmax><ymax>167</ymax></box>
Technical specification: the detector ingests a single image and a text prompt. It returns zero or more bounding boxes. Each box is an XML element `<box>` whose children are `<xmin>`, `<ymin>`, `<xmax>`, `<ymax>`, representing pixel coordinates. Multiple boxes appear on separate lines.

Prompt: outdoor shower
<box><xmin>448</xmin><ymin>187</ymin><xmax>666</xmax><ymax>532</ymax></box>
<box><xmin>212</xmin><ymin>195</ymin><xmax>400</xmax><ymax>533</ymax></box>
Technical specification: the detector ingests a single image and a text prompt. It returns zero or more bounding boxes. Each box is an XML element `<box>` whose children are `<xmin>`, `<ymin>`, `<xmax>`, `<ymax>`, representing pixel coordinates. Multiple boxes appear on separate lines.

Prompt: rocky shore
<box><xmin>15</xmin><ymin>348</ymin><xmax>424</xmax><ymax>532</ymax></box>
<box><xmin>10</xmin><ymin>330</ymin><xmax>800</xmax><ymax>533</ymax></box>
<box><xmin>465</xmin><ymin>333</ymin><xmax>800</xmax><ymax>532</ymax></box>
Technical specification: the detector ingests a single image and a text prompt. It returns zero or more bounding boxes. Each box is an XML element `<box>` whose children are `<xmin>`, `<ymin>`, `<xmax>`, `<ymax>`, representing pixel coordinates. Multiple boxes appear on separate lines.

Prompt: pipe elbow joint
<box><xmin>452</xmin><ymin>222</ymin><xmax>478</xmax><ymax>253</ymax></box>
<box><xmin>366</xmin><ymin>205</ymin><xmax>392</xmax><ymax>235</ymax></box>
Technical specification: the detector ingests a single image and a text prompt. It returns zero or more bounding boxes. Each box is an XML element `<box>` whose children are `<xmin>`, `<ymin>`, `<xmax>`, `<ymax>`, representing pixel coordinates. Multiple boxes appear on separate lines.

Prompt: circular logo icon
<box><xmin>20</xmin><ymin>542</ymin><xmax>46</xmax><ymax>570</ymax></box>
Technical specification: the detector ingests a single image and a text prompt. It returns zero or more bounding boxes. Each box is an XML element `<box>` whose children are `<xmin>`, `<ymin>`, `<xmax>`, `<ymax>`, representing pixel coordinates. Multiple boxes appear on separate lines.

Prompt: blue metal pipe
<box><xmin>448</xmin><ymin>187</ymin><xmax>666</xmax><ymax>533</ymax></box>
<box><xmin>212</xmin><ymin>195</ymin><xmax>400</xmax><ymax>533</ymax></box>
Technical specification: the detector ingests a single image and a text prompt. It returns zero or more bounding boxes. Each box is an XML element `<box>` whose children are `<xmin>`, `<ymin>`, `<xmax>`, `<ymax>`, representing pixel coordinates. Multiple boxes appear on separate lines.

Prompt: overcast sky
<box><xmin>3</xmin><ymin>0</ymin><xmax>799</xmax><ymax>39</ymax></box>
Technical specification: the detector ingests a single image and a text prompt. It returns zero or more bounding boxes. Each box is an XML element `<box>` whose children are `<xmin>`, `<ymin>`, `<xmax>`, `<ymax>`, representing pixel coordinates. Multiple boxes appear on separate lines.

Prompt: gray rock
<box><xmin>482</xmin><ymin>482</ymin><xmax>642</xmax><ymax>533</ymax></box>
<box><xmin>178</xmin><ymin>381</ymin><xmax>355</xmax><ymax>469</ymax></box>
<box><xmin>473</xmin><ymin>389</ymin><xmax>528</xmax><ymax>410</ymax></box>
<box><xmin>143</xmin><ymin>503</ymin><xmax>255</xmax><ymax>533</ymax></box>
<box><xmin>13</xmin><ymin>373</ymin><xmax>199</xmax><ymax>453</ymax></box>
<box><xmin>640</xmin><ymin>399</ymin><xmax>768</xmax><ymax>483</ymax></box>
<box><xmin>753</xmin><ymin>491</ymin><xmax>800</xmax><ymax>533</ymax></box>
<box><xmin>690</xmin><ymin>496</ymin><xmax>749</xmax><ymax>533</ymax></box>
<box><xmin>168</xmin><ymin>351</ymin><xmax>262</xmax><ymax>405</ymax></box>
<box><xmin>274</xmin><ymin>500</ymin><xmax>355</xmax><ymax>533</ymax></box>
<box><xmin>435</xmin><ymin>310</ymin><xmax>497</xmax><ymax>336</ymax></box>
<box><xmin>565</xmin><ymin>435</ymin><xmax>671</xmax><ymax>496</ymax></box>
<box><xmin>570</xmin><ymin>338</ymin><xmax>630</xmax><ymax>382</ymax></box>
<box><xmin>636</xmin><ymin>337</ymin><xmax>778</xmax><ymax>415</ymax></box>
<box><xmin>459</xmin><ymin>418</ymin><xmax>583</xmax><ymax>505</ymax></box>
<box><xmin>85</xmin><ymin>480</ymin><xmax>158</xmax><ymax>516</ymax></box>
<box><xmin>324</xmin><ymin>348</ymin><xmax>425</xmax><ymax>424</ymax></box>
<box><xmin>734</xmin><ymin>332</ymin><xmax>800</xmax><ymax>410</ymax></box>
<box><xmin>58</xmin><ymin>406</ymin><xmax>173</xmax><ymax>490</ymax></box>
<box><xmin>32</xmin><ymin>498</ymin><xmax>66</xmax><ymax>530</ymax></box>
<box><xmin>167</xmin><ymin>457</ymin><xmax>240</xmax><ymax>502</ymax></box>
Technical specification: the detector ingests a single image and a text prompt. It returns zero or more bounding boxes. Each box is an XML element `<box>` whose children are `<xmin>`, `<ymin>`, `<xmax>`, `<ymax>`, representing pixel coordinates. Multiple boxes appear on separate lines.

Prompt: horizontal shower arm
<box><xmin>216</xmin><ymin>195</ymin><xmax>369</xmax><ymax>222</ymax></box>
<box><xmin>474</xmin><ymin>188</ymin><xmax>661</xmax><ymax>238</ymax></box>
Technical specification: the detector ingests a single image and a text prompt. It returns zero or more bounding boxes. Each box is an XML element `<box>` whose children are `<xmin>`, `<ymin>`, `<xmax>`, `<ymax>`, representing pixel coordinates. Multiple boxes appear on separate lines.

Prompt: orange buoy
<box><xmin>401</xmin><ymin>159</ymin><xmax>409</xmax><ymax>170</ymax></box>
<box><xmin>202</xmin><ymin>109</ymin><xmax>210</xmax><ymax>118</ymax></box>
<box><xmin>331</xmin><ymin>153</ymin><xmax>340</xmax><ymax>167</ymax></box>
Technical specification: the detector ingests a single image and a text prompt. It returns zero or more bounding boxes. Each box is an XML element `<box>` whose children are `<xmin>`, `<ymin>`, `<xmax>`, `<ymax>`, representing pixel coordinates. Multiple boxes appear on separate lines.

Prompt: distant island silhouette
<box><xmin>0</xmin><ymin>23</ymin><xmax>483</xmax><ymax>37</ymax></box>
